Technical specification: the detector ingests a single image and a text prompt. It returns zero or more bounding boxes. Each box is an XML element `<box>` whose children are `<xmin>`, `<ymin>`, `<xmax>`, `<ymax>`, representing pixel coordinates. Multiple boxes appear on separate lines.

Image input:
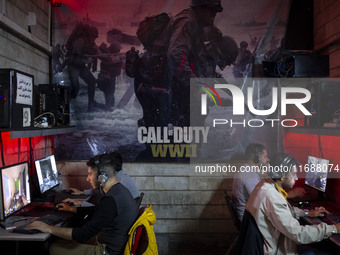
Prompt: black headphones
<box><xmin>94</xmin><ymin>155</ymin><xmax>109</xmax><ymax>187</ymax></box>
<box><xmin>269</xmin><ymin>154</ymin><xmax>294</xmax><ymax>180</ymax></box>
<box><xmin>281</xmin><ymin>154</ymin><xmax>293</xmax><ymax>168</ymax></box>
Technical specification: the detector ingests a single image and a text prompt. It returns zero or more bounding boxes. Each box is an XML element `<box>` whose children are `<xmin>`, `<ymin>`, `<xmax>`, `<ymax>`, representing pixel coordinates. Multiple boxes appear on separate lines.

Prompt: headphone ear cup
<box><xmin>281</xmin><ymin>155</ymin><xmax>293</xmax><ymax>168</ymax></box>
<box><xmin>98</xmin><ymin>171</ymin><xmax>108</xmax><ymax>186</ymax></box>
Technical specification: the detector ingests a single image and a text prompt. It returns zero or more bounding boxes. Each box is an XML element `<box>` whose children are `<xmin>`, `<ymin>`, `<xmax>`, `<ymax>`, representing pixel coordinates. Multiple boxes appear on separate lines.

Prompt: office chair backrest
<box><xmin>135</xmin><ymin>192</ymin><xmax>145</xmax><ymax>208</ymax></box>
<box><xmin>236</xmin><ymin>210</ymin><xmax>264</xmax><ymax>255</ymax></box>
<box><xmin>223</xmin><ymin>190</ymin><xmax>241</xmax><ymax>231</ymax></box>
<box><xmin>124</xmin><ymin>205</ymin><xmax>158</xmax><ymax>255</ymax></box>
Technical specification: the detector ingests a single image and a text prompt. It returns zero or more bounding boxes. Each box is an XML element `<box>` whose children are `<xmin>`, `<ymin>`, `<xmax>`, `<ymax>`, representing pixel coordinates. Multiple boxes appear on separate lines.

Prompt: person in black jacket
<box><xmin>29</xmin><ymin>153</ymin><xmax>139</xmax><ymax>255</ymax></box>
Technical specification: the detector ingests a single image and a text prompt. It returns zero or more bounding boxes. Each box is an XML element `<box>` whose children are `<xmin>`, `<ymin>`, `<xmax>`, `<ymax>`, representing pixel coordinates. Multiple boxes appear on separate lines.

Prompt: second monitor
<box><xmin>304</xmin><ymin>156</ymin><xmax>329</xmax><ymax>193</ymax></box>
<box><xmin>35</xmin><ymin>155</ymin><xmax>60</xmax><ymax>194</ymax></box>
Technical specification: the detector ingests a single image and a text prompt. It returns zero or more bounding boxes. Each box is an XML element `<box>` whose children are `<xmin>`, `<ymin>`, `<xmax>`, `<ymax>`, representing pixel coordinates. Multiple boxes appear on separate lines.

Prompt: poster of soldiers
<box><xmin>53</xmin><ymin>0</ymin><xmax>290</xmax><ymax>162</ymax></box>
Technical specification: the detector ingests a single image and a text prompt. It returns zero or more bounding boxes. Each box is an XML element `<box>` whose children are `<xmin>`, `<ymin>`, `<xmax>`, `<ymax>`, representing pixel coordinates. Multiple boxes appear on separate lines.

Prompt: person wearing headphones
<box><xmin>244</xmin><ymin>153</ymin><xmax>340</xmax><ymax>254</ymax></box>
<box><xmin>232</xmin><ymin>143</ymin><xmax>305</xmax><ymax>222</ymax></box>
<box><xmin>28</xmin><ymin>153</ymin><xmax>139</xmax><ymax>255</ymax></box>
<box><xmin>65</xmin><ymin>152</ymin><xmax>140</xmax><ymax>207</ymax></box>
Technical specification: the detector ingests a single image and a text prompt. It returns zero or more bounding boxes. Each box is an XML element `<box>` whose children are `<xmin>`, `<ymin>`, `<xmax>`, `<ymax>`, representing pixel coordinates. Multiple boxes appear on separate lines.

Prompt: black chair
<box><xmin>236</xmin><ymin>210</ymin><xmax>264</xmax><ymax>255</ymax></box>
<box><xmin>135</xmin><ymin>192</ymin><xmax>145</xmax><ymax>208</ymax></box>
<box><xmin>223</xmin><ymin>191</ymin><xmax>241</xmax><ymax>255</ymax></box>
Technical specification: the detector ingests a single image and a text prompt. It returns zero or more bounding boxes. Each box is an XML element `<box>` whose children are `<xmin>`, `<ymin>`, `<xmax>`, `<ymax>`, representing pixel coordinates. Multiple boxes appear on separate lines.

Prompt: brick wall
<box><xmin>0</xmin><ymin>0</ymin><xmax>50</xmax><ymax>83</ymax></box>
<box><xmin>314</xmin><ymin>0</ymin><xmax>340</xmax><ymax>77</ymax></box>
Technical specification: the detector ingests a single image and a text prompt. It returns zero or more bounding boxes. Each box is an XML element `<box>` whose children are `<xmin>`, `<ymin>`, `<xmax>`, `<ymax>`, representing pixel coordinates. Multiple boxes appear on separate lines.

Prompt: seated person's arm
<box><xmin>72</xmin><ymin>196</ymin><xmax>116</xmax><ymax>242</ymax></box>
<box><xmin>28</xmin><ymin>222</ymin><xmax>73</xmax><ymax>240</ymax></box>
<box><xmin>267</xmin><ymin>199</ymin><xmax>337</xmax><ymax>243</ymax></box>
<box><xmin>68</xmin><ymin>187</ymin><xmax>84</xmax><ymax>195</ymax></box>
<box><xmin>287</xmin><ymin>187</ymin><xmax>305</xmax><ymax>199</ymax></box>
<box><xmin>62</xmin><ymin>198</ymin><xmax>83</xmax><ymax>207</ymax></box>
<box><xmin>307</xmin><ymin>207</ymin><xmax>329</xmax><ymax>218</ymax></box>
<box><xmin>55</xmin><ymin>202</ymin><xmax>77</xmax><ymax>213</ymax></box>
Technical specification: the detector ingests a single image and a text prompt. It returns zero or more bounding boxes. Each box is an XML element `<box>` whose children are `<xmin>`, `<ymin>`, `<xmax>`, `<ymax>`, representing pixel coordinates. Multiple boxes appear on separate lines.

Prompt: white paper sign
<box><xmin>16</xmin><ymin>73</ymin><xmax>33</xmax><ymax>106</ymax></box>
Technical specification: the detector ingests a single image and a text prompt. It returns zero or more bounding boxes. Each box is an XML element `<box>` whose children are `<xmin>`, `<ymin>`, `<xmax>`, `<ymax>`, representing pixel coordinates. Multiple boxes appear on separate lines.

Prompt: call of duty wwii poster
<box><xmin>53</xmin><ymin>0</ymin><xmax>291</xmax><ymax>162</ymax></box>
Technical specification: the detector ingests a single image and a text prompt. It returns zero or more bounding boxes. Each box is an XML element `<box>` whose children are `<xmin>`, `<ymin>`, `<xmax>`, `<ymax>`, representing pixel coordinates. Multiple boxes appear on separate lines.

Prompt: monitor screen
<box><xmin>35</xmin><ymin>155</ymin><xmax>60</xmax><ymax>194</ymax></box>
<box><xmin>304</xmin><ymin>156</ymin><xmax>329</xmax><ymax>192</ymax></box>
<box><xmin>0</xmin><ymin>162</ymin><xmax>31</xmax><ymax>220</ymax></box>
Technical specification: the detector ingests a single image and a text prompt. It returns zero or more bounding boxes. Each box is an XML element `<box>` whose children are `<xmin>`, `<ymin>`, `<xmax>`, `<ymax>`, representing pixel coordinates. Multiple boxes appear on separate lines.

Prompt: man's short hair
<box><xmin>108</xmin><ymin>151</ymin><xmax>123</xmax><ymax>172</ymax></box>
<box><xmin>87</xmin><ymin>155</ymin><xmax>100</xmax><ymax>172</ymax></box>
<box><xmin>87</xmin><ymin>153</ymin><xmax>118</xmax><ymax>178</ymax></box>
<box><xmin>245</xmin><ymin>143</ymin><xmax>266</xmax><ymax>163</ymax></box>
<box><xmin>268</xmin><ymin>153</ymin><xmax>299</xmax><ymax>181</ymax></box>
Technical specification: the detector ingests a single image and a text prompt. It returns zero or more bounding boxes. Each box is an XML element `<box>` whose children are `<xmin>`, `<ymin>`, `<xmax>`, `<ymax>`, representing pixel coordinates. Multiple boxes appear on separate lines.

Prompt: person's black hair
<box><xmin>244</xmin><ymin>143</ymin><xmax>266</xmax><ymax>164</ymax></box>
<box><xmin>108</xmin><ymin>151</ymin><xmax>123</xmax><ymax>172</ymax></box>
<box><xmin>268</xmin><ymin>153</ymin><xmax>299</xmax><ymax>181</ymax></box>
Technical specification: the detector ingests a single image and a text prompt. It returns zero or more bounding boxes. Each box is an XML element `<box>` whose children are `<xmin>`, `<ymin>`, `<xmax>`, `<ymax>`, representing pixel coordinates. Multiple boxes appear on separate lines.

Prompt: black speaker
<box><xmin>0</xmin><ymin>69</ymin><xmax>34</xmax><ymax>129</ymax></box>
<box><xmin>38</xmin><ymin>84</ymin><xmax>71</xmax><ymax>127</ymax></box>
<box><xmin>294</xmin><ymin>55</ymin><xmax>329</xmax><ymax>77</ymax></box>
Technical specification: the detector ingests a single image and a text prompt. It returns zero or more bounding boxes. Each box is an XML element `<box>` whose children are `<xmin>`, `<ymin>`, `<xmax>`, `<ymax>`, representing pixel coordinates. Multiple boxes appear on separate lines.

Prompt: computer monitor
<box><xmin>0</xmin><ymin>162</ymin><xmax>31</xmax><ymax>221</ymax></box>
<box><xmin>304</xmin><ymin>156</ymin><xmax>329</xmax><ymax>192</ymax></box>
<box><xmin>35</xmin><ymin>155</ymin><xmax>60</xmax><ymax>194</ymax></box>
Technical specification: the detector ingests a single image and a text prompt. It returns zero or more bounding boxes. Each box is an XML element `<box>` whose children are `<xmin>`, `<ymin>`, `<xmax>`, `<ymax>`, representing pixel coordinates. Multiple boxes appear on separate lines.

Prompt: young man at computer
<box><xmin>64</xmin><ymin>151</ymin><xmax>139</xmax><ymax>207</ymax></box>
<box><xmin>243</xmin><ymin>153</ymin><xmax>340</xmax><ymax>254</ymax></box>
<box><xmin>28</xmin><ymin>153</ymin><xmax>139</xmax><ymax>255</ymax></box>
<box><xmin>232</xmin><ymin>143</ymin><xmax>305</xmax><ymax>221</ymax></box>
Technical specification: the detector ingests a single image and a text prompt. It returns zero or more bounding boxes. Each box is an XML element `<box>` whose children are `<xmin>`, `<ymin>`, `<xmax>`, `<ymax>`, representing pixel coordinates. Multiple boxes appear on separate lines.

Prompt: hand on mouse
<box><xmin>55</xmin><ymin>202</ymin><xmax>77</xmax><ymax>213</ymax></box>
<box><xmin>67</xmin><ymin>188</ymin><xmax>84</xmax><ymax>195</ymax></box>
<box><xmin>308</xmin><ymin>206</ymin><xmax>329</xmax><ymax>218</ymax></box>
<box><xmin>62</xmin><ymin>198</ymin><xmax>82</xmax><ymax>206</ymax></box>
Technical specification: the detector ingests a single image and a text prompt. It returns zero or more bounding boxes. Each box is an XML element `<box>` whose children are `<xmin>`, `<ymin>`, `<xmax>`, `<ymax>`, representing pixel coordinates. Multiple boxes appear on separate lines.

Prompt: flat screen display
<box><xmin>304</xmin><ymin>156</ymin><xmax>329</xmax><ymax>192</ymax></box>
<box><xmin>0</xmin><ymin>162</ymin><xmax>31</xmax><ymax>220</ymax></box>
<box><xmin>35</xmin><ymin>155</ymin><xmax>60</xmax><ymax>194</ymax></box>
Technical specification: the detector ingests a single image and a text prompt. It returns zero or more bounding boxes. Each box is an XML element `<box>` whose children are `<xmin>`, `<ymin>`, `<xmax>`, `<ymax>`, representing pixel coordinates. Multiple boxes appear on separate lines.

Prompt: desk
<box><xmin>0</xmin><ymin>226</ymin><xmax>50</xmax><ymax>241</ymax></box>
<box><xmin>0</xmin><ymin>202</ymin><xmax>73</xmax><ymax>255</ymax></box>
<box><xmin>297</xmin><ymin>200</ymin><xmax>340</xmax><ymax>248</ymax></box>
<box><xmin>0</xmin><ymin>224</ymin><xmax>52</xmax><ymax>255</ymax></box>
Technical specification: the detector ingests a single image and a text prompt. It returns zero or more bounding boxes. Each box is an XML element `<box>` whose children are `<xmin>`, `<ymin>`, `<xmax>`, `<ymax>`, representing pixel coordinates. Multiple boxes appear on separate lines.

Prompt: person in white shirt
<box><xmin>232</xmin><ymin>143</ymin><xmax>305</xmax><ymax>222</ymax></box>
<box><xmin>245</xmin><ymin>153</ymin><xmax>340</xmax><ymax>254</ymax></box>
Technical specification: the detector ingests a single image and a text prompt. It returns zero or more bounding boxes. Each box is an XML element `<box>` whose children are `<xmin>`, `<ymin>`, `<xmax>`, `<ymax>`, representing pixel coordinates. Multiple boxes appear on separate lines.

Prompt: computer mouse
<box><xmin>55</xmin><ymin>205</ymin><xmax>63</xmax><ymax>211</ymax></box>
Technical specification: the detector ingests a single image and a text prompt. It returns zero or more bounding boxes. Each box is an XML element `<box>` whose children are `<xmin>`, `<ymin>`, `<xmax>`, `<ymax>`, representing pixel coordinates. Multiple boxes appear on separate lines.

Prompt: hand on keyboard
<box><xmin>336</xmin><ymin>223</ymin><xmax>340</xmax><ymax>234</ymax></box>
<box><xmin>308</xmin><ymin>206</ymin><xmax>330</xmax><ymax>218</ymax></box>
<box><xmin>14</xmin><ymin>214</ymin><xmax>66</xmax><ymax>235</ymax></box>
<box><xmin>27</xmin><ymin>220</ymin><xmax>51</xmax><ymax>234</ymax></box>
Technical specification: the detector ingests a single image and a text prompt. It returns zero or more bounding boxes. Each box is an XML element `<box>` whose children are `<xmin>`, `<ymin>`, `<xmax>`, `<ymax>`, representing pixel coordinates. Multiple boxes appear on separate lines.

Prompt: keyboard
<box><xmin>321</xmin><ymin>212</ymin><xmax>340</xmax><ymax>225</ymax></box>
<box><xmin>12</xmin><ymin>214</ymin><xmax>66</xmax><ymax>234</ymax></box>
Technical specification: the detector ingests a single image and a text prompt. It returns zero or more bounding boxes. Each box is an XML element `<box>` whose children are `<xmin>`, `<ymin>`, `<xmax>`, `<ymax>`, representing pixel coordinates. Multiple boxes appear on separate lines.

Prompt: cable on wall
<box><xmin>318</xmin><ymin>135</ymin><xmax>324</xmax><ymax>158</ymax></box>
<box><xmin>0</xmin><ymin>133</ymin><xmax>4</xmax><ymax>166</ymax></box>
